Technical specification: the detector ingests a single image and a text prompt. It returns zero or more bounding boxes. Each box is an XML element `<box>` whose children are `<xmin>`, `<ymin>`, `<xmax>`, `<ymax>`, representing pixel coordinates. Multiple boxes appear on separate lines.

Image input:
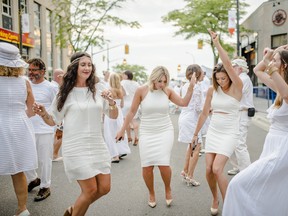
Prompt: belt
<box><xmin>239</xmin><ymin>108</ymin><xmax>248</xmax><ymax>111</ymax></box>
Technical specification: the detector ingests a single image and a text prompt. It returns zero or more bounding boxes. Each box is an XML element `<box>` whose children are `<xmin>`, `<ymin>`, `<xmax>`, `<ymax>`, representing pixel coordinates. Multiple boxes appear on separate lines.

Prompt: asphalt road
<box><xmin>0</xmin><ymin>113</ymin><xmax>267</xmax><ymax>216</ymax></box>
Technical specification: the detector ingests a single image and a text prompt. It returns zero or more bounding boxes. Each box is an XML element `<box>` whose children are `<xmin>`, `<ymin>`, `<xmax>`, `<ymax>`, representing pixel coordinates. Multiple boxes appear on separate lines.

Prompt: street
<box><xmin>0</xmin><ymin>113</ymin><xmax>267</xmax><ymax>216</ymax></box>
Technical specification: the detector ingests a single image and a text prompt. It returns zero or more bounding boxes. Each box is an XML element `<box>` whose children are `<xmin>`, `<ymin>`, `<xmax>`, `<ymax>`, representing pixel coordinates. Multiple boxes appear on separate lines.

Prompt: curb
<box><xmin>251</xmin><ymin>112</ymin><xmax>270</xmax><ymax>132</ymax></box>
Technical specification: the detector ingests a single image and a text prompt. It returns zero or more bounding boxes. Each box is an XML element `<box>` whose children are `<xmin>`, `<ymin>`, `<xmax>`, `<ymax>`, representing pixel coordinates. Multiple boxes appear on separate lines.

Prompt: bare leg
<box><xmin>142</xmin><ymin>166</ymin><xmax>155</xmax><ymax>202</ymax></box>
<box><xmin>53</xmin><ymin>138</ymin><xmax>62</xmax><ymax>159</ymax></box>
<box><xmin>158</xmin><ymin>166</ymin><xmax>172</xmax><ymax>200</ymax></box>
<box><xmin>187</xmin><ymin>144</ymin><xmax>201</xmax><ymax>179</ymax></box>
<box><xmin>206</xmin><ymin>153</ymin><xmax>219</xmax><ymax>209</ymax></box>
<box><xmin>125</xmin><ymin>124</ymin><xmax>132</xmax><ymax>142</ymax></box>
<box><xmin>132</xmin><ymin>119</ymin><xmax>139</xmax><ymax>140</ymax></box>
<box><xmin>182</xmin><ymin>144</ymin><xmax>192</xmax><ymax>174</ymax></box>
<box><xmin>11</xmin><ymin>172</ymin><xmax>28</xmax><ymax>215</ymax></box>
<box><xmin>72</xmin><ymin>174</ymin><xmax>111</xmax><ymax>216</ymax></box>
<box><xmin>212</xmin><ymin>154</ymin><xmax>229</xmax><ymax>201</ymax></box>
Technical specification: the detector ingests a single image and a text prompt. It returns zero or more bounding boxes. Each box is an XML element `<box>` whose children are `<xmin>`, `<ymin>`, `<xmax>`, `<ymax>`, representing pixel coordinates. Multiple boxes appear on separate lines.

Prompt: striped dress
<box><xmin>0</xmin><ymin>76</ymin><xmax>37</xmax><ymax>175</ymax></box>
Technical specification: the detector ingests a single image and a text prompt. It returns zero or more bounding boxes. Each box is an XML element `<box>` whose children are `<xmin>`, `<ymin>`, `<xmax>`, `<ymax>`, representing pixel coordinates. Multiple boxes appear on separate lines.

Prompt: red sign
<box><xmin>0</xmin><ymin>28</ymin><xmax>34</xmax><ymax>47</ymax></box>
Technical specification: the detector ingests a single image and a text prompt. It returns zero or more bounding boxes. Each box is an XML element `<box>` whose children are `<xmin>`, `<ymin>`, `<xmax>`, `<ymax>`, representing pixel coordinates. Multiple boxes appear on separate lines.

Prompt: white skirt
<box><xmin>223</xmin><ymin>129</ymin><xmax>288</xmax><ymax>215</ymax></box>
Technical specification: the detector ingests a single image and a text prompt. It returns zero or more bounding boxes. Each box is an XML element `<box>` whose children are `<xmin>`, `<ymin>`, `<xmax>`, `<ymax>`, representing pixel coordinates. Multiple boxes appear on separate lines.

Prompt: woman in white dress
<box><xmin>223</xmin><ymin>46</ymin><xmax>288</xmax><ymax>216</ymax></box>
<box><xmin>178</xmin><ymin>64</ymin><xmax>204</xmax><ymax>187</ymax></box>
<box><xmin>33</xmin><ymin>52</ymin><xmax>118</xmax><ymax>216</ymax></box>
<box><xmin>121</xmin><ymin>70</ymin><xmax>140</xmax><ymax>145</ymax></box>
<box><xmin>191</xmin><ymin>30</ymin><xmax>243</xmax><ymax>215</ymax></box>
<box><xmin>104</xmin><ymin>72</ymin><xmax>130</xmax><ymax>163</ymax></box>
<box><xmin>116</xmin><ymin>66</ymin><xmax>196</xmax><ymax>208</ymax></box>
<box><xmin>0</xmin><ymin>42</ymin><xmax>37</xmax><ymax>216</ymax></box>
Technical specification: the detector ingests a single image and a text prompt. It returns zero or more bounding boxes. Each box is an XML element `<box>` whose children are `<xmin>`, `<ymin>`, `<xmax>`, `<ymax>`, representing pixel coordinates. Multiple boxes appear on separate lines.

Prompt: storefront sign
<box><xmin>0</xmin><ymin>28</ymin><xmax>34</xmax><ymax>47</ymax></box>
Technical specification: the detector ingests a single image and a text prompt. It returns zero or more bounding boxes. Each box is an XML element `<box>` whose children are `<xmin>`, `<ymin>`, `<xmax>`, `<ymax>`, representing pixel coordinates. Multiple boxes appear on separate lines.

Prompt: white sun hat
<box><xmin>0</xmin><ymin>42</ymin><xmax>28</xmax><ymax>68</ymax></box>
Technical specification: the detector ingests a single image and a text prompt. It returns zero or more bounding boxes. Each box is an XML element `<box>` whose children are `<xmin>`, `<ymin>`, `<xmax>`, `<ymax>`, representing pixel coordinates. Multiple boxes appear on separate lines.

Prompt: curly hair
<box><xmin>57</xmin><ymin>52</ymin><xmax>97</xmax><ymax>111</ymax></box>
<box><xmin>0</xmin><ymin>66</ymin><xmax>24</xmax><ymax>77</ymax></box>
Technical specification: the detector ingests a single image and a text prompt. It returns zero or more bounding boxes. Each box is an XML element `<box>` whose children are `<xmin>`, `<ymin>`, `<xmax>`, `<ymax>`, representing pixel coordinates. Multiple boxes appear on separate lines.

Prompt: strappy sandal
<box><xmin>63</xmin><ymin>206</ymin><xmax>73</xmax><ymax>216</ymax></box>
<box><xmin>128</xmin><ymin>137</ymin><xmax>133</xmax><ymax>143</ymax></box>
<box><xmin>186</xmin><ymin>177</ymin><xmax>200</xmax><ymax>187</ymax></box>
<box><xmin>180</xmin><ymin>171</ymin><xmax>188</xmax><ymax>181</ymax></box>
<box><xmin>133</xmin><ymin>138</ymin><xmax>139</xmax><ymax>146</ymax></box>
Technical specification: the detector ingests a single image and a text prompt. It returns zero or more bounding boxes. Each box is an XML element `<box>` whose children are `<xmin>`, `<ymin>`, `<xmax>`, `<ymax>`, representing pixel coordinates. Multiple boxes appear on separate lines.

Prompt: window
<box><xmin>46</xmin><ymin>9</ymin><xmax>53</xmax><ymax>80</ymax></box>
<box><xmin>2</xmin><ymin>0</ymin><xmax>12</xmax><ymax>30</ymax></box>
<box><xmin>271</xmin><ymin>34</ymin><xmax>287</xmax><ymax>49</ymax></box>
<box><xmin>33</xmin><ymin>2</ymin><xmax>41</xmax><ymax>57</ymax></box>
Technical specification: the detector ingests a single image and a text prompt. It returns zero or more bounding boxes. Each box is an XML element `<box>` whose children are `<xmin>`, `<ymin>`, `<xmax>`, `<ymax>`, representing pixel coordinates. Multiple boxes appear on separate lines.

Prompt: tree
<box><xmin>112</xmin><ymin>64</ymin><xmax>148</xmax><ymax>84</ymax></box>
<box><xmin>162</xmin><ymin>0</ymin><xmax>248</xmax><ymax>64</ymax></box>
<box><xmin>52</xmin><ymin>0</ymin><xmax>140</xmax><ymax>52</ymax></box>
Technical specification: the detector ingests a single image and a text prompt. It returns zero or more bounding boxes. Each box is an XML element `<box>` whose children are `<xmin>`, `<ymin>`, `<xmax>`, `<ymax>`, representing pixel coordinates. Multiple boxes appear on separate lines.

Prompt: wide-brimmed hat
<box><xmin>0</xmin><ymin>42</ymin><xmax>28</xmax><ymax>68</ymax></box>
<box><xmin>232</xmin><ymin>59</ymin><xmax>248</xmax><ymax>73</ymax></box>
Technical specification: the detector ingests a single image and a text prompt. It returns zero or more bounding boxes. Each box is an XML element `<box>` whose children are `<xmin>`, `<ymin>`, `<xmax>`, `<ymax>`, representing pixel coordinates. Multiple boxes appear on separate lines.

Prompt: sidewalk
<box><xmin>252</xmin><ymin>95</ymin><xmax>272</xmax><ymax>132</ymax></box>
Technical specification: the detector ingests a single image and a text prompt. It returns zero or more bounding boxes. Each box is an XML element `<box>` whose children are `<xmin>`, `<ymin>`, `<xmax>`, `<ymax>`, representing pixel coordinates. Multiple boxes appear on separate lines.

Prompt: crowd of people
<box><xmin>1</xmin><ymin>35</ymin><xmax>288</xmax><ymax>216</ymax></box>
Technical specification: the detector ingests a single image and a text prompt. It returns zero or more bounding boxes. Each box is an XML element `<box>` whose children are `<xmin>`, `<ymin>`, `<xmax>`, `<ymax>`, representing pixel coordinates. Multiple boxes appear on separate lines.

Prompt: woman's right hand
<box><xmin>32</xmin><ymin>102</ymin><xmax>47</xmax><ymax>117</ymax></box>
<box><xmin>189</xmin><ymin>73</ymin><xmax>196</xmax><ymax>89</ymax></box>
<box><xmin>263</xmin><ymin>48</ymin><xmax>274</xmax><ymax>64</ymax></box>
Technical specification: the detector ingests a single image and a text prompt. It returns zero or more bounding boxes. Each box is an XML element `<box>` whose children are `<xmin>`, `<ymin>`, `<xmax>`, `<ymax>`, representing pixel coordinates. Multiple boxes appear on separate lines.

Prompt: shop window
<box><xmin>271</xmin><ymin>34</ymin><xmax>287</xmax><ymax>49</ymax></box>
<box><xmin>2</xmin><ymin>0</ymin><xmax>12</xmax><ymax>30</ymax></box>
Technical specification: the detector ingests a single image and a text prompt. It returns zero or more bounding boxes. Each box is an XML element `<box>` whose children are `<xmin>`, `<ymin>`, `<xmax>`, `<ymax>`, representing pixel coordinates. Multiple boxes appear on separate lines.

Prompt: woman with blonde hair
<box><xmin>0</xmin><ymin>42</ymin><xmax>37</xmax><ymax>216</ymax></box>
<box><xmin>104</xmin><ymin>72</ymin><xmax>131</xmax><ymax>163</ymax></box>
<box><xmin>223</xmin><ymin>46</ymin><xmax>288</xmax><ymax>215</ymax></box>
<box><xmin>116</xmin><ymin>66</ymin><xmax>196</xmax><ymax>208</ymax></box>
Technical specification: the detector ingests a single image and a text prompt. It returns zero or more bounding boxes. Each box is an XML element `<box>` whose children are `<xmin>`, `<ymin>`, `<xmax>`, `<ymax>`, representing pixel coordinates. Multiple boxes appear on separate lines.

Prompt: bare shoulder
<box><xmin>207</xmin><ymin>86</ymin><xmax>214</xmax><ymax>95</ymax></box>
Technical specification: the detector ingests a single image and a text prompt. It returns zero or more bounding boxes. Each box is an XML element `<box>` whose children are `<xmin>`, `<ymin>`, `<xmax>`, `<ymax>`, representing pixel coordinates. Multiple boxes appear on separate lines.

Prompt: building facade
<box><xmin>241</xmin><ymin>0</ymin><xmax>288</xmax><ymax>85</ymax></box>
<box><xmin>0</xmin><ymin>0</ymin><xmax>70</xmax><ymax>80</ymax></box>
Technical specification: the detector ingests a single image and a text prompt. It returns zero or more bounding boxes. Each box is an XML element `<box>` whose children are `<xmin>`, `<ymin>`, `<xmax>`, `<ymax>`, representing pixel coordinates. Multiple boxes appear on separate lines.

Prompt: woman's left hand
<box><xmin>101</xmin><ymin>90</ymin><xmax>114</xmax><ymax>105</ymax></box>
<box><xmin>208</xmin><ymin>29</ymin><xmax>219</xmax><ymax>43</ymax></box>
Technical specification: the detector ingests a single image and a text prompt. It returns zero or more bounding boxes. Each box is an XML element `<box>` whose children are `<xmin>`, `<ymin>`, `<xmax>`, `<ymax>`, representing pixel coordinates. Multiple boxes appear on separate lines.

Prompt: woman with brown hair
<box><xmin>178</xmin><ymin>64</ymin><xmax>204</xmax><ymax>187</ymax></box>
<box><xmin>190</xmin><ymin>30</ymin><xmax>243</xmax><ymax>215</ymax></box>
<box><xmin>223</xmin><ymin>46</ymin><xmax>288</xmax><ymax>215</ymax></box>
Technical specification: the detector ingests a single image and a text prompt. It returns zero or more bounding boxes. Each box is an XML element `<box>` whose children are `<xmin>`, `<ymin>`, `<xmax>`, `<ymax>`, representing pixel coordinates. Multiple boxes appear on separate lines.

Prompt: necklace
<box><xmin>73</xmin><ymin>89</ymin><xmax>92</xmax><ymax>112</ymax></box>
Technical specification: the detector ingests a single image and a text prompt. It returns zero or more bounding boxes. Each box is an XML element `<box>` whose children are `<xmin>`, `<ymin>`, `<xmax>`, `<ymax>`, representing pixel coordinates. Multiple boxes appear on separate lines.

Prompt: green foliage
<box><xmin>52</xmin><ymin>0</ymin><xmax>140</xmax><ymax>52</ymax></box>
<box><xmin>162</xmin><ymin>0</ymin><xmax>249</xmax><ymax>64</ymax></box>
<box><xmin>112</xmin><ymin>64</ymin><xmax>148</xmax><ymax>84</ymax></box>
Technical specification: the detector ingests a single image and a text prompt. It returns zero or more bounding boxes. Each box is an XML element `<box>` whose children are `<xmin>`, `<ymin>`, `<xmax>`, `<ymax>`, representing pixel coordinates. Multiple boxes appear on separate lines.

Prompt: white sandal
<box><xmin>186</xmin><ymin>177</ymin><xmax>200</xmax><ymax>187</ymax></box>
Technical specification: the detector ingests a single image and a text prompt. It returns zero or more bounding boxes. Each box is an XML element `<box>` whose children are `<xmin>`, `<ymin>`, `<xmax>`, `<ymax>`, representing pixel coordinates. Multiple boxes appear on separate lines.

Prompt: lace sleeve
<box><xmin>194</xmin><ymin>85</ymin><xmax>204</xmax><ymax>113</ymax></box>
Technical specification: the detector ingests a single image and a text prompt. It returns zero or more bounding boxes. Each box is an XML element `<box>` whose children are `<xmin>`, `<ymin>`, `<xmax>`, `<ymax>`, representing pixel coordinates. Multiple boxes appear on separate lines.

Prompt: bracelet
<box><xmin>109</xmin><ymin>100</ymin><xmax>116</xmax><ymax>106</ymax></box>
<box><xmin>267</xmin><ymin>66</ymin><xmax>278</xmax><ymax>76</ymax></box>
<box><xmin>109</xmin><ymin>104</ymin><xmax>117</xmax><ymax>110</ymax></box>
<box><xmin>193</xmin><ymin>134</ymin><xmax>197</xmax><ymax>137</ymax></box>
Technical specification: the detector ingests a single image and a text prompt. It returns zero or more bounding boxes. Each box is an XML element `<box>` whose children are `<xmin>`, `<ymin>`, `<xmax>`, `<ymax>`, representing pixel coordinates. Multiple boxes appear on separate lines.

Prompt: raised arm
<box><xmin>168</xmin><ymin>73</ymin><xmax>196</xmax><ymax>106</ymax></box>
<box><xmin>209</xmin><ymin>30</ymin><xmax>243</xmax><ymax>91</ymax></box>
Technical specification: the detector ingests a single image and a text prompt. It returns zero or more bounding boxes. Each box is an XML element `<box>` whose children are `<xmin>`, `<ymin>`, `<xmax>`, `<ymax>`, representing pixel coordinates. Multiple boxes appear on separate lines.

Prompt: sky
<box><xmin>93</xmin><ymin>0</ymin><xmax>266</xmax><ymax>79</ymax></box>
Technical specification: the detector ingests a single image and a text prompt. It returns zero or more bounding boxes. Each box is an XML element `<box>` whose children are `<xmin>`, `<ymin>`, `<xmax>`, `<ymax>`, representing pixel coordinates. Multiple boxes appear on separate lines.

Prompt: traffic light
<box><xmin>197</xmin><ymin>39</ymin><xmax>203</xmax><ymax>49</ymax></box>
<box><xmin>177</xmin><ymin>64</ymin><xmax>181</xmax><ymax>72</ymax></box>
<box><xmin>124</xmin><ymin>44</ymin><xmax>129</xmax><ymax>54</ymax></box>
<box><xmin>123</xmin><ymin>58</ymin><xmax>127</xmax><ymax>65</ymax></box>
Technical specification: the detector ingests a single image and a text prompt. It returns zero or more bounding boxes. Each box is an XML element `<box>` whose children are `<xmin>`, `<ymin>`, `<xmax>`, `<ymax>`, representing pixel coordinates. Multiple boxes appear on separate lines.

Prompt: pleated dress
<box><xmin>0</xmin><ymin>77</ymin><xmax>37</xmax><ymax>175</ymax></box>
<box><xmin>223</xmin><ymin>101</ymin><xmax>288</xmax><ymax>216</ymax></box>
<box><xmin>49</xmin><ymin>84</ymin><xmax>111</xmax><ymax>182</ymax></box>
<box><xmin>205</xmin><ymin>87</ymin><xmax>240</xmax><ymax>157</ymax></box>
<box><xmin>104</xmin><ymin>99</ymin><xmax>131</xmax><ymax>158</ymax></box>
<box><xmin>139</xmin><ymin>89</ymin><xmax>174</xmax><ymax>167</ymax></box>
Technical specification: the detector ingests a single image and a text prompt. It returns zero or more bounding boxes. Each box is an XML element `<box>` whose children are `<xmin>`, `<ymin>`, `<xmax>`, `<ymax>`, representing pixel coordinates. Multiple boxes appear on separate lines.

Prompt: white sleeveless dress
<box><xmin>104</xmin><ymin>99</ymin><xmax>131</xmax><ymax>158</ymax></box>
<box><xmin>205</xmin><ymin>87</ymin><xmax>240</xmax><ymax>157</ymax></box>
<box><xmin>0</xmin><ymin>77</ymin><xmax>37</xmax><ymax>175</ymax></box>
<box><xmin>139</xmin><ymin>89</ymin><xmax>174</xmax><ymax>167</ymax></box>
<box><xmin>223</xmin><ymin>101</ymin><xmax>288</xmax><ymax>216</ymax></box>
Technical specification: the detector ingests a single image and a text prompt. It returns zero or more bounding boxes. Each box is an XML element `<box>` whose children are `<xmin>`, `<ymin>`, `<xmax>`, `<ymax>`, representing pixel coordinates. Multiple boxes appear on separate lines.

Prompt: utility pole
<box><xmin>236</xmin><ymin>0</ymin><xmax>240</xmax><ymax>56</ymax></box>
<box><xmin>18</xmin><ymin>0</ymin><xmax>23</xmax><ymax>55</ymax></box>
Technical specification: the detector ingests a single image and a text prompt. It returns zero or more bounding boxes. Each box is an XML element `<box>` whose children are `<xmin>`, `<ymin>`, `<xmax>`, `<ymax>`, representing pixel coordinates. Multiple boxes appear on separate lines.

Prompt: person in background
<box><xmin>104</xmin><ymin>72</ymin><xmax>131</xmax><ymax>163</ymax></box>
<box><xmin>178</xmin><ymin>64</ymin><xmax>204</xmax><ymax>187</ymax></box>
<box><xmin>103</xmin><ymin>71</ymin><xmax>110</xmax><ymax>89</ymax></box>
<box><xmin>121</xmin><ymin>70</ymin><xmax>140</xmax><ymax>146</ymax></box>
<box><xmin>116</xmin><ymin>66</ymin><xmax>196</xmax><ymax>208</ymax></box>
<box><xmin>191</xmin><ymin>30</ymin><xmax>243</xmax><ymax>215</ymax></box>
<box><xmin>0</xmin><ymin>42</ymin><xmax>37</xmax><ymax>216</ymax></box>
<box><xmin>51</xmin><ymin>68</ymin><xmax>65</xmax><ymax>162</ymax></box>
<box><xmin>25</xmin><ymin>58</ymin><xmax>57</xmax><ymax>202</ymax></box>
<box><xmin>227</xmin><ymin>57</ymin><xmax>254</xmax><ymax>175</ymax></box>
<box><xmin>33</xmin><ymin>52</ymin><xmax>118</xmax><ymax>216</ymax></box>
<box><xmin>223</xmin><ymin>45</ymin><xmax>288</xmax><ymax>215</ymax></box>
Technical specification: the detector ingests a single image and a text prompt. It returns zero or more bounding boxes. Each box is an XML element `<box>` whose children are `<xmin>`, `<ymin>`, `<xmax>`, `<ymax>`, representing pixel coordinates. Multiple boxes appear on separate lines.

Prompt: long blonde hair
<box><xmin>148</xmin><ymin>66</ymin><xmax>170</xmax><ymax>91</ymax></box>
<box><xmin>0</xmin><ymin>66</ymin><xmax>24</xmax><ymax>77</ymax></box>
<box><xmin>109</xmin><ymin>72</ymin><xmax>122</xmax><ymax>90</ymax></box>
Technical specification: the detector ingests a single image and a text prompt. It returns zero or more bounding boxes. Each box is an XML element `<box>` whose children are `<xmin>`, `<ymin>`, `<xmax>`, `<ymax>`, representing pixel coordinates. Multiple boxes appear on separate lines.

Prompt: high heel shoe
<box><xmin>14</xmin><ymin>209</ymin><xmax>30</xmax><ymax>216</ymax></box>
<box><xmin>166</xmin><ymin>199</ymin><xmax>173</xmax><ymax>207</ymax></box>
<box><xmin>133</xmin><ymin>138</ymin><xmax>139</xmax><ymax>146</ymax></box>
<box><xmin>63</xmin><ymin>206</ymin><xmax>73</xmax><ymax>216</ymax></box>
<box><xmin>210</xmin><ymin>207</ymin><xmax>218</xmax><ymax>215</ymax></box>
<box><xmin>180</xmin><ymin>170</ymin><xmax>187</xmax><ymax>181</ymax></box>
<box><xmin>186</xmin><ymin>177</ymin><xmax>200</xmax><ymax>187</ymax></box>
<box><xmin>128</xmin><ymin>137</ymin><xmax>133</xmax><ymax>144</ymax></box>
<box><xmin>148</xmin><ymin>201</ymin><xmax>156</xmax><ymax>208</ymax></box>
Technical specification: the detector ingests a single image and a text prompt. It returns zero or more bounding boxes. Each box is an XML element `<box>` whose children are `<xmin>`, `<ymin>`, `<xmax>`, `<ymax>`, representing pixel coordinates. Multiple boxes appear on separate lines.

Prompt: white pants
<box><xmin>25</xmin><ymin>133</ymin><xmax>53</xmax><ymax>188</ymax></box>
<box><xmin>229</xmin><ymin>111</ymin><xmax>251</xmax><ymax>171</ymax></box>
